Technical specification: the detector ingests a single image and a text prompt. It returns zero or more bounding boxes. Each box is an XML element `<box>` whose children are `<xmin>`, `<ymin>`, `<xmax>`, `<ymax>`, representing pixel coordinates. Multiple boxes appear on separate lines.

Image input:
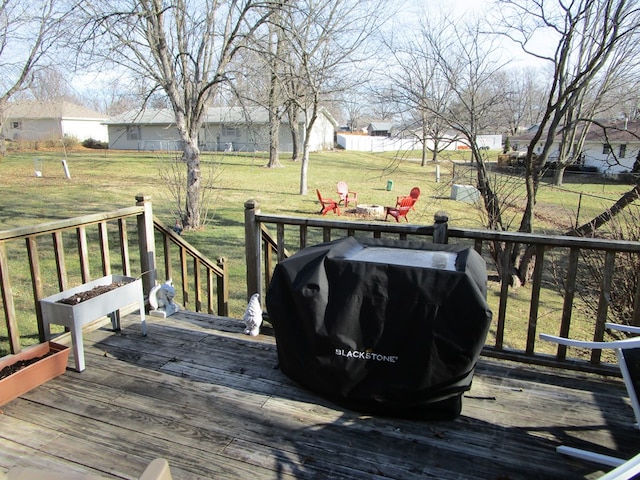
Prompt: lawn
<box><xmin>1</xmin><ymin>146</ymin><xmax>636</xmax><ymax>355</ymax></box>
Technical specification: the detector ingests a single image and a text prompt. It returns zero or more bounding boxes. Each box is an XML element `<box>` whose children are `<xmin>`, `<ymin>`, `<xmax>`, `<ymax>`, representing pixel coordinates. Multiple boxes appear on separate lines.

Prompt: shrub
<box><xmin>82</xmin><ymin>138</ymin><xmax>109</xmax><ymax>149</ymax></box>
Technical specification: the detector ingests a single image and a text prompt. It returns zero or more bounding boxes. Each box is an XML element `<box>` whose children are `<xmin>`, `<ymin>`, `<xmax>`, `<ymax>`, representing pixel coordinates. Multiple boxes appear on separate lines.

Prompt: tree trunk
<box><xmin>421</xmin><ymin>119</ymin><xmax>428</xmax><ymax>167</ymax></box>
<box><xmin>266</xmin><ymin>111</ymin><xmax>282</xmax><ymax>168</ymax></box>
<box><xmin>0</xmin><ymin>129</ymin><xmax>6</xmax><ymax>157</ymax></box>
<box><xmin>288</xmin><ymin>105</ymin><xmax>300</xmax><ymax>162</ymax></box>
<box><xmin>553</xmin><ymin>165</ymin><xmax>566</xmax><ymax>186</ymax></box>
<box><xmin>431</xmin><ymin>138</ymin><xmax>440</xmax><ymax>163</ymax></box>
<box><xmin>183</xmin><ymin>140</ymin><xmax>202</xmax><ymax>229</ymax></box>
<box><xmin>568</xmin><ymin>184</ymin><xmax>640</xmax><ymax>237</ymax></box>
<box><xmin>299</xmin><ymin>110</ymin><xmax>318</xmax><ymax>195</ymax></box>
<box><xmin>0</xmin><ymin>101</ymin><xmax>7</xmax><ymax>157</ymax></box>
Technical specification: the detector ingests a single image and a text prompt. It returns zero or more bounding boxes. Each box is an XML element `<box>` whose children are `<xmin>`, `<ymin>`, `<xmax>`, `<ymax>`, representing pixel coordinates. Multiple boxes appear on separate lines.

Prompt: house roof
<box><xmin>4</xmin><ymin>100</ymin><xmax>108</xmax><ymax>120</ymax></box>
<box><xmin>107</xmin><ymin>106</ymin><xmax>339</xmax><ymax>127</ymax></box>
<box><xmin>368</xmin><ymin>122</ymin><xmax>392</xmax><ymax>131</ymax></box>
<box><xmin>512</xmin><ymin>120</ymin><xmax>640</xmax><ymax>144</ymax></box>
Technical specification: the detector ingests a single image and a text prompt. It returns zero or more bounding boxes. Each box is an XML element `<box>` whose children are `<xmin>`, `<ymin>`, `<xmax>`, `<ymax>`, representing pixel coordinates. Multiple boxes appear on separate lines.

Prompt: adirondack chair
<box><xmin>385</xmin><ymin>196</ymin><xmax>414</xmax><ymax>222</ymax></box>
<box><xmin>409</xmin><ymin>187</ymin><xmax>421</xmax><ymax>209</ymax></box>
<box><xmin>316</xmin><ymin>189</ymin><xmax>340</xmax><ymax>215</ymax></box>
<box><xmin>540</xmin><ymin>324</ymin><xmax>640</xmax><ymax>478</ymax></box>
<box><xmin>395</xmin><ymin>187</ymin><xmax>421</xmax><ymax>210</ymax></box>
<box><xmin>336</xmin><ymin>181</ymin><xmax>357</xmax><ymax>208</ymax></box>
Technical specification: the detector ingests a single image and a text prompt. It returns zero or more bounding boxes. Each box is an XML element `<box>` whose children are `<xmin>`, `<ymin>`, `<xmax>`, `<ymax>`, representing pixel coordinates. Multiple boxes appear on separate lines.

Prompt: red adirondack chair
<box><xmin>396</xmin><ymin>187</ymin><xmax>421</xmax><ymax>210</ymax></box>
<box><xmin>336</xmin><ymin>181</ymin><xmax>357</xmax><ymax>207</ymax></box>
<box><xmin>385</xmin><ymin>196</ymin><xmax>414</xmax><ymax>222</ymax></box>
<box><xmin>316</xmin><ymin>189</ymin><xmax>341</xmax><ymax>215</ymax></box>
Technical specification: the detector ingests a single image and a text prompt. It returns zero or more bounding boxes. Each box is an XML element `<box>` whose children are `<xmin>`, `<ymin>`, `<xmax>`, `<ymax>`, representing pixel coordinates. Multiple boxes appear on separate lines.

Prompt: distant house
<box><xmin>106</xmin><ymin>106</ymin><xmax>338</xmax><ymax>152</ymax></box>
<box><xmin>2</xmin><ymin>101</ymin><xmax>108</xmax><ymax>142</ymax></box>
<box><xmin>511</xmin><ymin>119</ymin><xmax>640</xmax><ymax>175</ymax></box>
<box><xmin>367</xmin><ymin>122</ymin><xmax>392</xmax><ymax>137</ymax></box>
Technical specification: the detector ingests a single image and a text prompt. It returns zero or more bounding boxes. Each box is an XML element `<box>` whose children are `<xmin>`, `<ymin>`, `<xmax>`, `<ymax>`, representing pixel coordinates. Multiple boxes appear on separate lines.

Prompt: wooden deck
<box><xmin>1</xmin><ymin>311</ymin><xmax>640</xmax><ymax>479</ymax></box>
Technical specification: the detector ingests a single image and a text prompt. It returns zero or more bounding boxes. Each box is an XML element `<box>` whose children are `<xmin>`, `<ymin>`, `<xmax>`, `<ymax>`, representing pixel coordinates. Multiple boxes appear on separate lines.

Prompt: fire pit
<box><xmin>355</xmin><ymin>204</ymin><xmax>384</xmax><ymax>218</ymax></box>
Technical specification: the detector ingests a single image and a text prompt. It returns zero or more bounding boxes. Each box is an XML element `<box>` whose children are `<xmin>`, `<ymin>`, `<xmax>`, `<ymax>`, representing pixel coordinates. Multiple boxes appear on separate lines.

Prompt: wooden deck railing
<box><xmin>0</xmin><ymin>195</ymin><xmax>227</xmax><ymax>356</ymax></box>
<box><xmin>244</xmin><ymin>199</ymin><xmax>640</xmax><ymax>375</ymax></box>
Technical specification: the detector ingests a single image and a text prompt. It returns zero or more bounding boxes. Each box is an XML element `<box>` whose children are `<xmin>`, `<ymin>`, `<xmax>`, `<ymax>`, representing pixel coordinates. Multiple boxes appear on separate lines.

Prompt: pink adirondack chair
<box><xmin>336</xmin><ymin>181</ymin><xmax>357</xmax><ymax>208</ymax></box>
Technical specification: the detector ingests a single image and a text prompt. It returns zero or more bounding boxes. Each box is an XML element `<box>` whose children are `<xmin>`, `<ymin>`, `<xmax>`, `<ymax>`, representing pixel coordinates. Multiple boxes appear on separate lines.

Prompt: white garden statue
<box><xmin>149</xmin><ymin>280</ymin><xmax>181</xmax><ymax>318</ymax></box>
<box><xmin>243</xmin><ymin>293</ymin><xmax>262</xmax><ymax>336</ymax></box>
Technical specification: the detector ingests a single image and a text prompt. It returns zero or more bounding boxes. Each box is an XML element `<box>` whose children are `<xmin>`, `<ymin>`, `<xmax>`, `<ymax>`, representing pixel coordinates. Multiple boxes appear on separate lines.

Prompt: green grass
<box><xmin>1</xmin><ymin>147</ymin><xmax>635</xmax><ymax>357</ymax></box>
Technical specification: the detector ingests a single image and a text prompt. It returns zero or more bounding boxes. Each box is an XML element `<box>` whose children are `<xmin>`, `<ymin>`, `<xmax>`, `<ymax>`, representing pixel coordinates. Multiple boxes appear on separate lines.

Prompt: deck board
<box><xmin>1</xmin><ymin>310</ymin><xmax>639</xmax><ymax>479</ymax></box>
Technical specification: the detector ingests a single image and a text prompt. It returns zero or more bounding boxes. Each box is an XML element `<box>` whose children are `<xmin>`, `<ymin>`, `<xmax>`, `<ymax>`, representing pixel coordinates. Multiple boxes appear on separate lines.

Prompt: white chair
<box><xmin>540</xmin><ymin>323</ymin><xmax>640</xmax><ymax>479</ymax></box>
<box><xmin>3</xmin><ymin>458</ymin><xmax>173</xmax><ymax>480</ymax></box>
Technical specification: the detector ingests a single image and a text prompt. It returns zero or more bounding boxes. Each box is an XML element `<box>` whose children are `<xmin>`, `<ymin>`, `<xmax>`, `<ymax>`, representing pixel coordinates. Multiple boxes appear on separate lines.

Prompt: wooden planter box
<box><xmin>40</xmin><ymin>275</ymin><xmax>146</xmax><ymax>372</ymax></box>
<box><xmin>0</xmin><ymin>341</ymin><xmax>70</xmax><ymax>406</ymax></box>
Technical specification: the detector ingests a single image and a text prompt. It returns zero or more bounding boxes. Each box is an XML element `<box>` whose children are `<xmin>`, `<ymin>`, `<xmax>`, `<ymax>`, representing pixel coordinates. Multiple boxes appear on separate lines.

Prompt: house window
<box><xmin>222</xmin><ymin>126</ymin><xmax>240</xmax><ymax>137</ymax></box>
<box><xmin>12</xmin><ymin>121</ymin><xmax>22</xmax><ymax>130</ymax></box>
<box><xmin>603</xmin><ymin>144</ymin><xmax>611</xmax><ymax>154</ymax></box>
<box><xmin>619</xmin><ymin>144</ymin><xmax>627</xmax><ymax>158</ymax></box>
<box><xmin>126</xmin><ymin>126</ymin><xmax>140</xmax><ymax>141</ymax></box>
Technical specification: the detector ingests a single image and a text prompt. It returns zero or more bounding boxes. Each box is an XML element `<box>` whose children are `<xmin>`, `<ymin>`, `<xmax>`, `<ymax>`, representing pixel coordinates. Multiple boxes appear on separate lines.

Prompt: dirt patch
<box><xmin>0</xmin><ymin>351</ymin><xmax>55</xmax><ymax>380</ymax></box>
<box><xmin>57</xmin><ymin>283</ymin><xmax>124</xmax><ymax>305</ymax></box>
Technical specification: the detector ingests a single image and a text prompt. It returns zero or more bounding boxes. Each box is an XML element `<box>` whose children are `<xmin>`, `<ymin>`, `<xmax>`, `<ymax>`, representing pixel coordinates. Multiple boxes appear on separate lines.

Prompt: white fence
<box><xmin>336</xmin><ymin>134</ymin><xmax>503</xmax><ymax>152</ymax></box>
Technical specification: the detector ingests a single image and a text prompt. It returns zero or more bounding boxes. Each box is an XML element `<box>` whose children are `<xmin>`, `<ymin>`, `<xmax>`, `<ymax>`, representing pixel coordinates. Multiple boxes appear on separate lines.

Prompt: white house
<box><xmin>3</xmin><ymin>101</ymin><xmax>109</xmax><ymax>142</ymax></box>
<box><xmin>106</xmin><ymin>106</ymin><xmax>338</xmax><ymax>153</ymax></box>
<box><xmin>511</xmin><ymin>120</ymin><xmax>640</xmax><ymax>175</ymax></box>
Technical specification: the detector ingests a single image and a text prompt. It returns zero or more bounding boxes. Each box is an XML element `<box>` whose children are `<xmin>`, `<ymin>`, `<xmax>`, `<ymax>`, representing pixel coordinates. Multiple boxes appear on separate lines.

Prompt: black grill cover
<box><xmin>266</xmin><ymin>237</ymin><xmax>492</xmax><ymax>420</ymax></box>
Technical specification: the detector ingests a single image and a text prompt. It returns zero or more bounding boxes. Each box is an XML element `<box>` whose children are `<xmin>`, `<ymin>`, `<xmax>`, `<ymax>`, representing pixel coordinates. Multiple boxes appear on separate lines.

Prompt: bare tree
<box><xmin>25</xmin><ymin>67</ymin><xmax>78</xmax><ymax>102</ymax></box>
<box><xmin>341</xmin><ymin>91</ymin><xmax>367</xmax><ymax>132</ymax></box>
<box><xmin>496</xmin><ymin>0</ymin><xmax>640</xmax><ymax>234</ymax></box>
<box><xmin>79</xmin><ymin>0</ymin><xmax>282</xmax><ymax>229</ymax></box>
<box><xmin>278</xmin><ymin>0</ymin><xmax>389</xmax><ymax>195</ymax></box>
<box><xmin>0</xmin><ymin>0</ymin><xmax>75</xmax><ymax>155</ymax></box>
<box><xmin>386</xmin><ymin>18</ymin><xmax>458</xmax><ymax>166</ymax></box>
<box><xmin>551</xmin><ymin>25</ymin><xmax>640</xmax><ymax>185</ymax></box>
<box><xmin>492</xmin><ymin>68</ymin><xmax>547</xmax><ymax>137</ymax></box>
<box><xmin>423</xmin><ymin>16</ymin><xmax>511</xmax><ymax>235</ymax></box>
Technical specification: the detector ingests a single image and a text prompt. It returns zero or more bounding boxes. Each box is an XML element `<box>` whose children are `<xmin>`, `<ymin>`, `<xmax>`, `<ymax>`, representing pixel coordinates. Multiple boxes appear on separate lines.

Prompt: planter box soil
<box><xmin>0</xmin><ymin>341</ymin><xmax>70</xmax><ymax>406</ymax></box>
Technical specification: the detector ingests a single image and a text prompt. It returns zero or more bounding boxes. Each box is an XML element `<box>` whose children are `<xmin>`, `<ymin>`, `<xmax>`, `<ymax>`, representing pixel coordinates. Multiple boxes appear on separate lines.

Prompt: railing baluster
<box><xmin>277</xmin><ymin>224</ymin><xmax>285</xmax><ymax>262</ymax></box>
<box><xmin>99</xmin><ymin>221</ymin><xmax>111</xmax><ymax>276</ymax></box>
<box><xmin>633</xmin><ymin>267</ymin><xmax>640</xmax><ymax>327</ymax></box>
<box><xmin>52</xmin><ymin>231</ymin><xmax>68</xmax><ymax>292</ymax></box>
<box><xmin>592</xmin><ymin>250</ymin><xmax>616</xmax><ymax>365</ymax></box>
<box><xmin>118</xmin><ymin>218</ymin><xmax>131</xmax><ymax>277</ymax></box>
<box><xmin>194</xmin><ymin>257</ymin><xmax>202</xmax><ymax>312</ymax></box>
<box><xmin>496</xmin><ymin>242</ymin><xmax>512</xmax><ymax>350</ymax></box>
<box><xmin>180</xmin><ymin>246</ymin><xmax>189</xmax><ymax>309</ymax></box>
<box><xmin>300</xmin><ymin>225</ymin><xmax>307</xmax><ymax>249</ymax></box>
<box><xmin>216</xmin><ymin>257</ymin><xmax>228</xmax><ymax>316</ymax></box>
<box><xmin>264</xmin><ymin>241</ymin><xmax>273</xmax><ymax>291</ymax></box>
<box><xmin>526</xmin><ymin>245</ymin><xmax>545</xmax><ymax>354</ymax></box>
<box><xmin>162</xmin><ymin>233</ymin><xmax>172</xmax><ymax>281</ymax></box>
<box><xmin>77</xmin><ymin>225</ymin><xmax>90</xmax><ymax>283</ymax></box>
<box><xmin>207</xmin><ymin>268</ymin><xmax>215</xmax><ymax>314</ymax></box>
<box><xmin>26</xmin><ymin>236</ymin><xmax>45</xmax><ymax>342</ymax></box>
<box><xmin>557</xmin><ymin>248</ymin><xmax>580</xmax><ymax>360</ymax></box>
<box><xmin>0</xmin><ymin>242</ymin><xmax>20</xmax><ymax>353</ymax></box>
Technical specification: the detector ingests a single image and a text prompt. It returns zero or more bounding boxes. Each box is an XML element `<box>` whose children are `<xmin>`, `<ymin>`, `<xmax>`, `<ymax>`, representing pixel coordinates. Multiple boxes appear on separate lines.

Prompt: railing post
<box><xmin>433</xmin><ymin>211</ymin><xmax>449</xmax><ymax>244</ymax></box>
<box><xmin>136</xmin><ymin>194</ymin><xmax>157</xmax><ymax>298</ymax></box>
<box><xmin>245</xmin><ymin>199</ymin><xmax>262</xmax><ymax>303</ymax></box>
